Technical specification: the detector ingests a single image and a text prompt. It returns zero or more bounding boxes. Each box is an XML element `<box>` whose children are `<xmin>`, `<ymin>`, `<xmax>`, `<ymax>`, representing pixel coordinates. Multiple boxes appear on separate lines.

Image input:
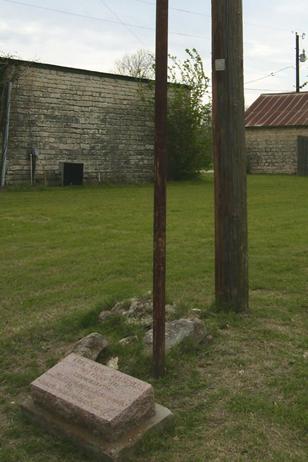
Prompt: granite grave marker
<box><xmin>22</xmin><ymin>353</ymin><xmax>173</xmax><ymax>461</ymax></box>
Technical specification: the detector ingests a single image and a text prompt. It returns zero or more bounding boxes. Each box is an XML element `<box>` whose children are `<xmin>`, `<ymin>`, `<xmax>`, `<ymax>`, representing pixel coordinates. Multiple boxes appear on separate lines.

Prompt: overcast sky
<box><xmin>1</xmin><ymin>0</ymin><xmax>308</xmax><ymax>105</ymax></box>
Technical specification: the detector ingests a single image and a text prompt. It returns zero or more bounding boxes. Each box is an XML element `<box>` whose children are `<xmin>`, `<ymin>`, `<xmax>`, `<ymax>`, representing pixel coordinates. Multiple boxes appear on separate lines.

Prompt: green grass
<box><xmin>0</xmin><ymin>175</ymin><xmax>307</xmax><ymax>461</ymax></box>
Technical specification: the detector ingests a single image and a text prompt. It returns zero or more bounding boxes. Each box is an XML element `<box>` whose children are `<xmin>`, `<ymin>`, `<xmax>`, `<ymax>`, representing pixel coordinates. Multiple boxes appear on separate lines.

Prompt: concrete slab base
<box><xmin>21</xmin><ymin>398</ymin><xmax>173</xmax><ymax>462</ymax></box>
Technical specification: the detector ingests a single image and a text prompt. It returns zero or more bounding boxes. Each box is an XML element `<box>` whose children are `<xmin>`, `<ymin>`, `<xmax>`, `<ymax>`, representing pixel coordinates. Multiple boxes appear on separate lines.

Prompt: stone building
<box><xmin>0</xmin><ymin>58</ymin><xmax>155</xmax><ymax>186</ymax></box>
<box><xmin>245</xmin><ymin>92</ymin><xmax>308</xmax><ymax>175</ymax></box>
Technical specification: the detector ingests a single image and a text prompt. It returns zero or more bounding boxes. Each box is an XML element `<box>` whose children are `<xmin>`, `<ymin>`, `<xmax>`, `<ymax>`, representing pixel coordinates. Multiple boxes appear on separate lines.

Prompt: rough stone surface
<box><xmin>144</xmin><ymin>318</ymin><xmax>206</xmax><ymax>353</ymax></box>
<box><xmin>31</xmin><ymin>353</ymin><xmax>155</xmax><ymax>442</ymax></box>
<box><xmin>69</xmin><ymin>332</ymin><xmax>109</xmax><ymax>361</ymax></box>
<box><xmin>112</xmin><ymin>297</ymin><xmax>153</xmax><ymax>328</ymax></box>
<box><xmin>99</xmin><ymin>296</ymin><xmax>176</xmax><ymax>329</ymax></box>
<box><xmin>118</xmin><ymin>336</ymin><xmax>138</xmax><ymax>346</ymax></box>
<box><xmin>22</xmin><ymin>400</ymin><xmax>173</xmax><ymax>462</ymax></box>
<box><xmin>246</xmin><ymin>127</ymin><xmax>308</xmax><ymax>174</ymax></box>
<box><xmin>106</xmin><ymin>357</ymin><xmax>119</xmax><ymax>370</ymax></box>
<box><xmin>5</xmin><ymin>61</ymin><xmax>155</xmax><ymax>185</ymax></box>
<box><xmin>98</xmin><ymin>310</ymin><xmax>115</xmax><ymax>322</ymax></box>
<box><xmin>189</xmin><ymin>308</ymin><xmax>202</xmax><ymax>318</ymax></box>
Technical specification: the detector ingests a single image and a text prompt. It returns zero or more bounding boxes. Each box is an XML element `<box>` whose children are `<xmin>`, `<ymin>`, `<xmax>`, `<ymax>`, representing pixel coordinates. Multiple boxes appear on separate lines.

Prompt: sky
<box><xmin>0</xmin><ymin>0</ymin><xmax>308</xmax><ymax>105</ymax></box>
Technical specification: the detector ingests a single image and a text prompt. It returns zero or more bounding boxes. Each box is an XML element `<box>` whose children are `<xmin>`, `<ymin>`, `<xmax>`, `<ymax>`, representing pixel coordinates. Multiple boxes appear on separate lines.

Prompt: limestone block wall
<box><xmin>4</xmin><ymin>61</ymin><xmax>154</xmax><ymax>185</ymax></box>
<box><xmin>246</xmin><ymin>126</ymin><xmax>308</xmax><ymax>174</ymax></box>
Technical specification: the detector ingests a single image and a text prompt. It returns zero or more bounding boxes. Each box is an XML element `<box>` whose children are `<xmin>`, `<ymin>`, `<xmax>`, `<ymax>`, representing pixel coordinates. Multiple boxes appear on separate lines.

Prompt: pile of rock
<box><xmin>69</xmin><ymin>332</ymin><xmax>109</xmax><ymax>361</ymax></box>
<box><xmin>144</xmin><ymin>318</ymin><xmax>206</xmax><ymax>354</ymax></box>
<box><xmin>69</xmin><ymin>297</ymin><xmax>208</xmax><ymax>367</ymax></box>
<box><xmin>98</xmin><ymin>295</ymin><xmax>176</xmax><ymax>328</ymax></box>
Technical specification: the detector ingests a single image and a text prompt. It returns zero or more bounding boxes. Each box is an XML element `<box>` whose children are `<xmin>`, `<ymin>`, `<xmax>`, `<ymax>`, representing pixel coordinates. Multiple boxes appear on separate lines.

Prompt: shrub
<box><xmin>167</xmin><ymin>49</ymin><xmax>212</xmax><ymax>180</ymax></box>
<box><xmin>117</xmin><ymin>48</ymin><xmax>212</xmax><ymax>180</ymax></box>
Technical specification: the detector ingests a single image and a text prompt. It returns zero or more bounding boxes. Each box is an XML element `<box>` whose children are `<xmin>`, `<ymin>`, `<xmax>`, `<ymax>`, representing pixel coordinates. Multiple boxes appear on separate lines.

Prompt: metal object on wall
<box><xmin>30</xmin><ymin>148</ymin><xmax>39</xmax><ymax>185</ymax></box>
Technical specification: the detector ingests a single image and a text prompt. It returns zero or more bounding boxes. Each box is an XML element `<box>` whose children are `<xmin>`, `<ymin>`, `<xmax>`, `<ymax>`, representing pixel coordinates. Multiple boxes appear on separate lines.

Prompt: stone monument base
<box><xmin>22</xmin><ymin>399</ymin><xmax>173</xmax><ymax>462</ymax></box>
<box><xmin>20</xmin><ymin>354</ymin><xmax>173</xmax><ymax>461</ymax></box>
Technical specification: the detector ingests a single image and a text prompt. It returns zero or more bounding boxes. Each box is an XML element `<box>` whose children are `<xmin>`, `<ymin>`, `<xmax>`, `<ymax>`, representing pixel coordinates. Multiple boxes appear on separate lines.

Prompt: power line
<box><xmin>1</xmin><ymin>0</ymin><xmax>130</xmax><ymax>25</ymax></box>
<box><xmin>134</xmin><ymin>0</ymin><xmax>304</xmax><ymax>35</ymax></box>
<box><xmin>1</xmin><ymin>0</ymin><xmax>208</xmax><ymax>40</ymax></box>
<box><xmin>244</xmin><ymin>88</ymin><xmax>291</xmax><ymax>92</ymax></box>
<box><xmin>2</xmin><ymin>0</ymin><xmax>306</xmax><ymax>72</ymax></box>
<box><xmin>244</xmin><ymin>20</ymin><xmax>291</xmax><ymax>33</ymax></box>
<box><xmin>99</xmin><ymin>0</ymin><xmax>145</xmax><ymax>46</ymax></box>
<box><xmin>245</xmin><ymin>66</ymin><xmax>295</xmax><ymax>84</ymax></box>
<box><xmin>3</xmin><ymin>0</ymin><xmax>300</xmax><ymax>38</ymax></box>
<box><xmin>134</xmin><ymin>0</ymin><xmax>210</xmax><ymax>17</ymax></box>
<box><xmin>208</xmin><ymin>82</ymin><xmax>292</xmax><ymax>92</ymax></box>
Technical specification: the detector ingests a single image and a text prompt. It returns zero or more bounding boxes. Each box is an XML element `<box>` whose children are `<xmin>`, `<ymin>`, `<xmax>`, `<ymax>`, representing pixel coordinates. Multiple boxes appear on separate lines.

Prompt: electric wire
<box><xmin>133</xmin><ymin>0</ymin><xmax>210</xmax><ymax>17</ymax></box>
<box><xmin>244</xmin><ymin>88</ymin><xmax>291</xmax><ymax>92</ymax></box>
<box><xmin>133</xmin><ymin>0</ymin><xmax>298</xmax><ymax>33</ymax></box>
<box><xmin>3</xmin><ymin>0</ymin><xmax>304</xmax><ymax>40</ymax></box>
<box><xmin>245</xmin><ymin>66</ymin><xmax>295</xmax><ymax>84</ymax></box>
<box><xmin>1</xmin><ymin>0</ymin><xmax>306</xmax><ymax>94</ymax></box>
<box><xmin>99</xmin><ymin>0</ymin><xmax>145</xmax><ymax>46</ymax></box>
<box><xmin>0</xmin><ymin>0</ymin><xmax>208</xmax><ymax>40</ymax></box>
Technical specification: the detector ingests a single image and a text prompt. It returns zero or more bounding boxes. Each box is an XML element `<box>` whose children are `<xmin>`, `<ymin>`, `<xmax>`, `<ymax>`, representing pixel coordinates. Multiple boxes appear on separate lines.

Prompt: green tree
<box><xmin>114</xmin><ymin>48</ymin><xmax>212</xmax><ymax>180</ymax></box>
<box><xmin>167</xmin><ymin>48</ymin><xmax>212</xmax><ymax>180</ymax></box>
<box><xmin>114</xmin><ymin>49</ymin><xmax>155</xmax><ymax>80</ymax></box>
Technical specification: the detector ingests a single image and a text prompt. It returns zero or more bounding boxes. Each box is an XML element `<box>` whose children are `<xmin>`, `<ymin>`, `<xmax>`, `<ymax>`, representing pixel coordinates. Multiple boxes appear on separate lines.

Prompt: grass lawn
<box><xmin>0</xmin><ymin>175</ymin><xmax>307</xmax><ymax>461</ymax></box>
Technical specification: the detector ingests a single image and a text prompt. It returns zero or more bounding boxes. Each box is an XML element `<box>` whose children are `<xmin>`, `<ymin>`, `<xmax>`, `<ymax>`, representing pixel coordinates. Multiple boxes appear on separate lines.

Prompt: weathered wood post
<box><xmin>153</xmin><ymin>0</ymin><xmax>169</xmax><ymax>377</ymax></box>
<box><xmin>212</xmin><ymin>0</ymin><xmax>249</xmax><ymax>312</ymax></box>
<box><xmin>296</xmin><ymin>33</ymin><xmax>300</xmax><ymax>93</ymax></box>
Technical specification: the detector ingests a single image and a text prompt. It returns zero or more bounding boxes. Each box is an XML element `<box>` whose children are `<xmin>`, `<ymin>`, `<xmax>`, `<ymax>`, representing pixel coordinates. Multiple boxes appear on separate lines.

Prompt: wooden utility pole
<box><xmin>153</xmin><ymin>0</ymin><xmax>168</xmax><ymax>377</ymax></box>
<box><xmin>296</xmin><ymin>33</ymin><xmax>300</xmax><ymax>92</ymax></box>
<box><xmin>212</xmin><ymin>0</ymin><xmax>249</xmax><ymax>312</ymax></box>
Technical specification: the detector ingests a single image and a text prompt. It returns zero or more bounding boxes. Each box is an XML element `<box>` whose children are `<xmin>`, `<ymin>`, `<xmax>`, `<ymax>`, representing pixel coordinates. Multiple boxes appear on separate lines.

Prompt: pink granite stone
<box><xmin>31</xmin><ymin>354</ymin><xmax>155</xmax><ymax>441</ymax></box>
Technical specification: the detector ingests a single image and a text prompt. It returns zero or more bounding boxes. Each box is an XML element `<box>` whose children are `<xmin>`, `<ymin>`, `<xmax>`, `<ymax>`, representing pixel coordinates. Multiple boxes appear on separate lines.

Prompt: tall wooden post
<box><xmin>153</xmin><ymin>0</ymin><xmax>168</xmax><ymax>377</ymax></box>
<box><xmin>296</xmin><ymin>33</ymin><xmax>300</xmax><ymax>92</ymax></box>
<box><xmin>212</xmin><ymin>0</ymin><xmax>249</xmax><ymax>312</ymax></box>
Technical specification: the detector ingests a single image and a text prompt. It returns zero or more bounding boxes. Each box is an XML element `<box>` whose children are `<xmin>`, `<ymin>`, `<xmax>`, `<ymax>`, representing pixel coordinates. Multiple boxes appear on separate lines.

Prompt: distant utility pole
<box><xmin>296</xmin><ymin>32</ymin><xmax>300</xmax><ymax>92</ymax></box>
<box><xmin>212</xmin><ymin>0</ymin><xmax>249</xmax><ymax>312</ymax></box>
<box><xmin>153</xmin><ymin>0</ymin><xmax>168</xmax><ymax>378</ymax></box>
<box><xmin>295</xmin><ymin>32</ymin><xmax>307</xmax><ymax>92</ymax></box>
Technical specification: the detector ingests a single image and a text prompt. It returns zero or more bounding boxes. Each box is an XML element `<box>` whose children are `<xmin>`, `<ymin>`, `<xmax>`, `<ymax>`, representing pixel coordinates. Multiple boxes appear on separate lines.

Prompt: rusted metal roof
<box><xmin>245</xmin><ymin>92</ymin><xmax>308</xmax><ymax>127</ymax></box>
